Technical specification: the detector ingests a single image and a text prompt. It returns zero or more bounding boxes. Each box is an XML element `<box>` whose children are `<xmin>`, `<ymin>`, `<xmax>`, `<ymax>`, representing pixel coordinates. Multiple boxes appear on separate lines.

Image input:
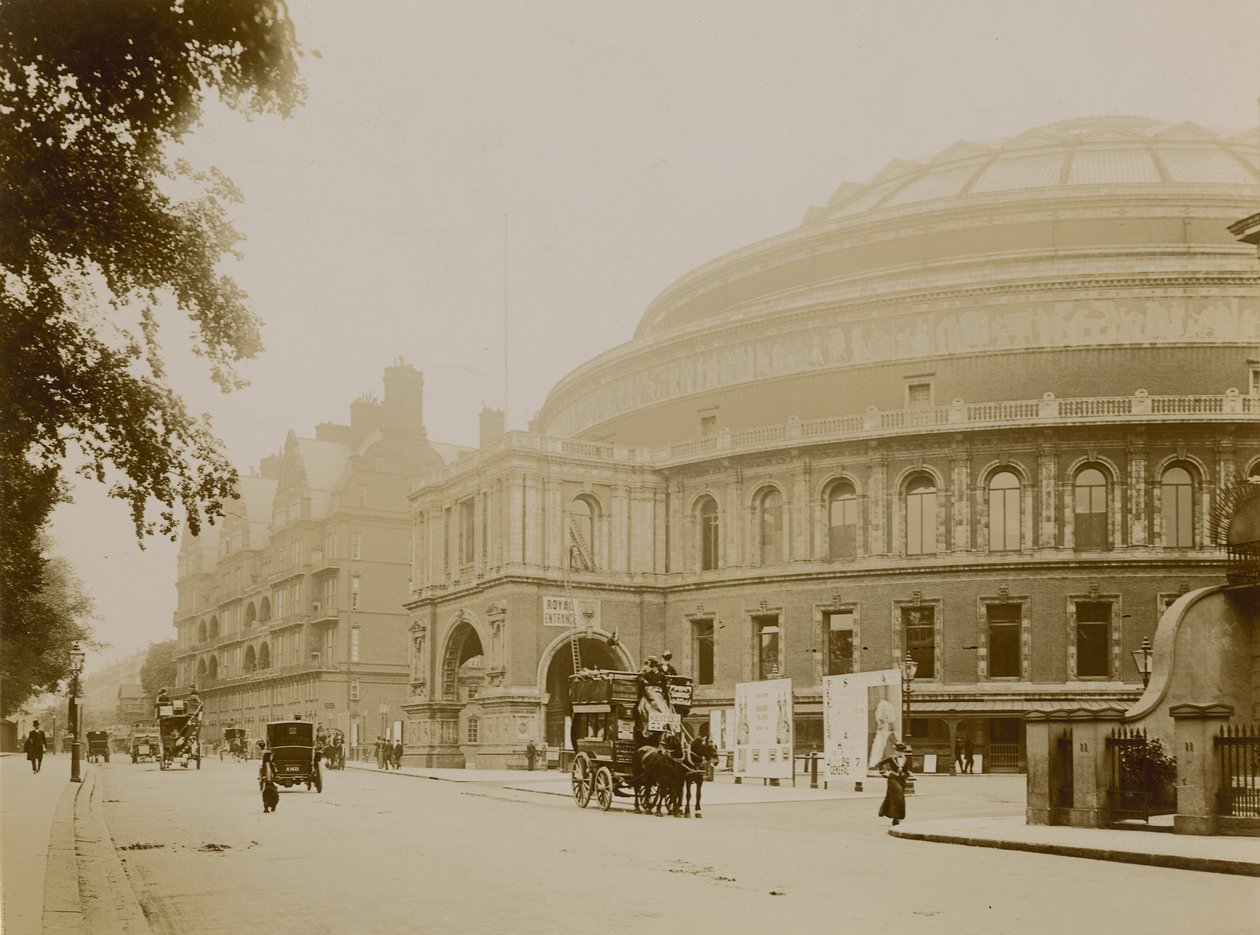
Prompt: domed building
<box><xmin>402</xmin><ymin>117</ymin><xmax>1260</xmax><ymax>772</ymax></box>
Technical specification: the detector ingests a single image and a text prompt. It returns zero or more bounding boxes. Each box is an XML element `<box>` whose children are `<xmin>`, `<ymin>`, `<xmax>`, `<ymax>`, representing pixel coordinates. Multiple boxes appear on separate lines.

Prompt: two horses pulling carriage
<box><xmin>318</xmin><ymin>728</ymin><xmax>345</xmax><ymax>770</ymax></box>
<box><xmin>568</xmin><ymin>670</ymin><xmax>719</xmax><ymax>818</ymax></box>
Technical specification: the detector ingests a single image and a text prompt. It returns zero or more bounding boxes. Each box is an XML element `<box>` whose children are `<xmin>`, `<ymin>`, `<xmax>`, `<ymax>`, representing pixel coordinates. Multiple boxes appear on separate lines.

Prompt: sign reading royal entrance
<box><xmin>542</xmin><ymin>595</ymin><xmax>602</xmax><ymax>632</ymax></box>
<box><xmin>733</xmin><ymin>678</ymin><xmax>793</xmax><ymax>781</ymax></box>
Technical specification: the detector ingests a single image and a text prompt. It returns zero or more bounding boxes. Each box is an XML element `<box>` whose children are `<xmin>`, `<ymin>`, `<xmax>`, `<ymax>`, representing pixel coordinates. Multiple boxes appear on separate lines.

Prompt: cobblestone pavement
<box><xmin>97</xmin><ymin>758</ymin><xmax>1259</xmax><ymax>935</ymax></box>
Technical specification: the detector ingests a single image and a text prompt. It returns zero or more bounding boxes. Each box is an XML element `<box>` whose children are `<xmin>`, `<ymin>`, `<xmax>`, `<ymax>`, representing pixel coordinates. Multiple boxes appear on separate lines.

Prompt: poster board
<box><xmin>733</xmin><ymin>678</ymin><xmax>793</xmax><ymax>780</ymax></box>
<box><xmin>822</xmin><ymin>668</ymin><xmax>902</xmax><ymax>783</ymax></box>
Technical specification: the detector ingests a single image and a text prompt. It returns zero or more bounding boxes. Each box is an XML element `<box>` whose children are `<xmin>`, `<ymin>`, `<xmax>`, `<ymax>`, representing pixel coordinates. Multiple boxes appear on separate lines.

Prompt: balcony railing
<box><xmin>412</xmin><ymin>389</ymin><xmax>1258</xmax><ymax>490</ymax></box>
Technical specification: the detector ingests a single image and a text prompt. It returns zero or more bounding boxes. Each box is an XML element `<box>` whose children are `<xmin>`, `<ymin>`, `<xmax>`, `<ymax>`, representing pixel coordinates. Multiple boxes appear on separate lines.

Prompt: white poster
<box><xmin>822</xmin><ymin>669</ymin><xmax>902</xmax><ymax>783</ymax></box>
<box><xmin>709</xmin><ymin>709</ymin><xmax>728</xmax><ymax>750</ymax></box>
<box><xmin>733</xmin><ymin>678</ymin><xmax>793</xmax><ymax>780</ymax></box>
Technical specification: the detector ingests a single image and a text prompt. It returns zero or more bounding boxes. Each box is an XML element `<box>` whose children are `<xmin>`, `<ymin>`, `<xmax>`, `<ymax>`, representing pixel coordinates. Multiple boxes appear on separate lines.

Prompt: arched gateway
<box><xmin>541</xmin><ymin>633</ymin><xmax>632</xmax><ymax>748</ymax></box>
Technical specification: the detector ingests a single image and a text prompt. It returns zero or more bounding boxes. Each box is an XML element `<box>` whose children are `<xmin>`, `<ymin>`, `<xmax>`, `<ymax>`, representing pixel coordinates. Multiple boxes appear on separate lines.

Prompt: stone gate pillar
<box><xmin>1170</xmin><ymin>703</ymin><xmax>1234</xmax><ymax>836</ymax></box>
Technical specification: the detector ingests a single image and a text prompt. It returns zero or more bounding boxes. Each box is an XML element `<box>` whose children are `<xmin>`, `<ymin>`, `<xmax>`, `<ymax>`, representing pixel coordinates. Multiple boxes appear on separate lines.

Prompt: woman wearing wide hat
<box><xmin>876</xmin><ymin>741</ymin><xmax>913</xmax><ymax>826</ymax></box>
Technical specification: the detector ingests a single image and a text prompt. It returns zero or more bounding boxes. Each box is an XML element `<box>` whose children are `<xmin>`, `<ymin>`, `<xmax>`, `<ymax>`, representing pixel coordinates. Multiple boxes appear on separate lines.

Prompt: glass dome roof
<box><xmin>803</xmin><ymin>117</ymin><xmax>1260</xmax><ymax>226</ymax></box>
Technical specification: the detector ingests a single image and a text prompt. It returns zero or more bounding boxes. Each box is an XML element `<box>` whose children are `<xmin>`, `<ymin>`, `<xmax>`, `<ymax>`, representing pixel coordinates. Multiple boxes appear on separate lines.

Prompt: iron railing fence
<box><xmin>1105</xmin><ymin>725</ymin><xmax>1176</xmax><ymax>823</ymax></box>
<box><xmin>1215</xmin><ymin>722</ymin><xmax>1260</xmax><ymax>818</ymax></box>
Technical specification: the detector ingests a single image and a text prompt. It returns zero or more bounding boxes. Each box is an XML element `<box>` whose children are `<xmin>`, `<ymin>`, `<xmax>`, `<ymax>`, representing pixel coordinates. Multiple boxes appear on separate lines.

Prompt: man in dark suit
<box><xmin>25</xmin><ymin>720</ymin><xmax>48</xmax><ymax>773</ymax></box>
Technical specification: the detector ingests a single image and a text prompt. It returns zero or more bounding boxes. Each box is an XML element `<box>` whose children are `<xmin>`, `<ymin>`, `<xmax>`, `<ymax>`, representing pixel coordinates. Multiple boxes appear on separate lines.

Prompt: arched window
<box><xmin>259</xmin><ymin>597</ymin><xmax>271</xmax><ymax>623</ymax></box>
<box><xmin>197</xmin><ymin>620</ymin><xmax>207</xmax><ymax>643</ymax></box>
<box><xmin>568</xmin><ymin>496</ymin><xmax>596</xmax><ymax>571</ymax></box>
<box><xmin>697</xmin><ymin>497</ymin><xmax>720</xmax><ymax>571</ymax></box>
<box><xmin>1074</xmin><ymin>467</ymin><xmax>1108</xmax><ymax>550</ymax></box>
<box><xmin>1161</xmin><ymin>466</ymin><xmax>1193</xmax><ymax>547</ymax></box>
<box><xmin>905</xmin><ymin>476</ymin><xmax>937</xmax><ymax>556</ymax></box>
<box><xmin>209</xmin><ymin>616</ymin><xmax>220</xmax><ymax>640</ymax></box>
<box><xmin>258</xmin><ymin>642</ymin><xmax>270</xmax><ymax>669</ymax></box>
<box><xmin>245</xmin><ymin>603</ymin><xmax>257</xmax><ymax>629</ymax></box>
<box><xmin>757</xmin><ymin>488</ymin><xmax>783</xmax><ymax>565</ymax></box>
<box><xmin>988</xmin><ymin>471</ymin><xmax>1021</xmax><ymax>552</ymax></box>
<box><xmin>828</xmin><ymin>482</ymin><xmax>859</xmax><ymax>561</ymax></box>
<box><xmin>208</xmin><ymin>656</ymin><xmax>219</xmax><ymax>681</ymax></box>
<box><xmin>244</xmin><ymin>646</ymin><xmax>257</xmax><ymax>672</ymax></box>
<box><xmin>196</xmin><ymin>657</ymin><xmax>207</xmax><ymax>678</ymax></box>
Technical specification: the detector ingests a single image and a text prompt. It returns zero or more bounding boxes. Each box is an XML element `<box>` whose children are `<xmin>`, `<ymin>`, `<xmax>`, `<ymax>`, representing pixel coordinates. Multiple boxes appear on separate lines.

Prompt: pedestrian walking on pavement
<box><xmin>876</xmin><ymin>742</ymin><xmax>912</xmax><ymax>826</ymax></box>
<box><xmin>393</xmin><ymin>740</ymin><xmax>403</xmax><ymax>769</ymax></box>
<box><xmin>375</xmin><ymin>737</ymin><xmax>385</xmax><ymax>769</ymax></box>
<box><xmin>954</xmin><ymin>736</ymin><xmax>965</xmax><ymax>773</ymax></box>
<box><xmin>963</xmin><ymin>736</ymin><xmax>975</xmax><ymax>774</ymax></box>
<box><xmin>25</xmin><ymin>720</ymin><xmax>48</xmax><ymax>773</ymax></box>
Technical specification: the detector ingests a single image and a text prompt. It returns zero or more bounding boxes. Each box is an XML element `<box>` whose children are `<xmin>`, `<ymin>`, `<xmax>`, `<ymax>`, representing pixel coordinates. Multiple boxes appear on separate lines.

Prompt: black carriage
<box><xmin>259</xmin><ymin>720</ymin><xmax>323</xmax><ymax>792</ymax></box>
<box><xmin>157</xmin><ymin>699</ymin><xmax>202</xmax><ymax>770</ymax></box>
<box><xmin>223</xmin><ymin>727</ymin><xmax>250</xmax><ymax>761</ymax></box>
<box><xmin>86</xmin><ymin>730</ymin><xmax>110</xmax><ymax>763</ymax></box>
<box><xmin>568</xmin><ymin>670</ymin><xmax>693</xmax><ymax>812</ymax></box>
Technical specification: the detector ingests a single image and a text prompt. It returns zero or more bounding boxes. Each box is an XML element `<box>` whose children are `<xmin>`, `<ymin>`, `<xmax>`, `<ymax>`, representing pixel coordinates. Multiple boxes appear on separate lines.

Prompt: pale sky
<box><xmin>54</xmin><ymin>0</ymin><xmax>1260</xmax><ymax>675</ymax></box>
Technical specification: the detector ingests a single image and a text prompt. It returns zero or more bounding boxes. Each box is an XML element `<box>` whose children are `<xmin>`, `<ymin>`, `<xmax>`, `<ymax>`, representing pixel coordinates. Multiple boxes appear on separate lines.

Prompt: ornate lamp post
<box><xmin>68</xmin><ymin>642</ymin><xmax>86</xmax><ymax>782</ymax></box>
<box><xmin>1130</xmin><ymin>637</ymin><xmax>1153</xmax><ymax>688</ymax></box>
<box><xmin>902</xmin><ymin>651</ymin><xmax>918</xmax><ymax>794</ymax></box>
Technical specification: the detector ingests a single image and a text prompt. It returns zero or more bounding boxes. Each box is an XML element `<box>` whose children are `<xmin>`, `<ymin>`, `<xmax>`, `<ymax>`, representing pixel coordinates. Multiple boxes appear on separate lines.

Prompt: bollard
<box><xmin>810</xmin><ymin>751</ymin><xmax>819</xmax><ymax>789</ymax></box>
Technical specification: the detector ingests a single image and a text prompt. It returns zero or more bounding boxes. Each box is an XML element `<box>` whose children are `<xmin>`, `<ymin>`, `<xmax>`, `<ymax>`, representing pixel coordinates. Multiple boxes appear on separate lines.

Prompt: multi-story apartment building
<box><xmin>80</xmin><ymin>649</ymin><xmax>147</xmax><ymax>732</ymax></box>
<box><xmin>172</xmin><ymin>362</ymin><xmax>471</xmax><ymax>748</ymax></box>
<box><xmin>403</xmin><ymin>116</ymin><xmax>1260</xmax><ymax>771</ymax></box>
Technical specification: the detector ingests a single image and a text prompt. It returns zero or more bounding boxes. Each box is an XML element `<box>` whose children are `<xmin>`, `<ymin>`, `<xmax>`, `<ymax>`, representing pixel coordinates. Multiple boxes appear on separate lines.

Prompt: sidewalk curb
<box><xmin>68</xmin><ymin>766</ymin><xmax>152</xmax><ymax>933</ymax></box>
<box><xmin>889</xmin><ymin>827</ymin><xmax>1260</xmax><ymax>877</ymax></box>
<box><xmin>42</xmin><ymin>775</ymin><xmax>86</xmax><ymax>934</ymax></box>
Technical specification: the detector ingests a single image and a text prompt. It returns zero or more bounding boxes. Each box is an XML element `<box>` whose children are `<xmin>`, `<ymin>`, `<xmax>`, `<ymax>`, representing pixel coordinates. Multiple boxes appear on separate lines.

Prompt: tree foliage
<box><xmin>139</xmin><ymin>638</ymin><xmax>179</xmax><ymax>699</ymax></box>
<box><xmin>0</xmin><ymin>1</ymin><xmax>303</xmax><ymax>715</ymax></box>
<box><xmin>1</xmin><ymin>0</ymin><xmax>304</xmax><ymax>541</ymax></box>
<box><xmin>0</xmin><ymin>540</ymin><xmax>94</xmax><ymax>717</ymax></box>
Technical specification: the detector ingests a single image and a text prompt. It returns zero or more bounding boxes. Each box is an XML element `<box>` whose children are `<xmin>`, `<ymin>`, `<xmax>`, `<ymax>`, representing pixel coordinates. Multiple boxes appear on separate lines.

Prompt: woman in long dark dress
<box><xmin>877</xmin><ymin>742</ymin><xmax>912</xmax><ymax>826</ymax></box>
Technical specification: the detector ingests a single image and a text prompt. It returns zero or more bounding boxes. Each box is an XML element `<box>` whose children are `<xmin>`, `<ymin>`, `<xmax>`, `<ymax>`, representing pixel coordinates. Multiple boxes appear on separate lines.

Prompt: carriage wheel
<box><xmin>314</xmin><ymin>767</ymin><xmax>323</xmax><ymax>793</ymax></box>
<box><xmin>594</xmin><ymin>766</ymin><xmax>614</xmax><ymax>812</ymax></box>
<box><xmin>571</xmin><ymin>753</ymin><xmax>592</xmax><ymax>808</ymax></box>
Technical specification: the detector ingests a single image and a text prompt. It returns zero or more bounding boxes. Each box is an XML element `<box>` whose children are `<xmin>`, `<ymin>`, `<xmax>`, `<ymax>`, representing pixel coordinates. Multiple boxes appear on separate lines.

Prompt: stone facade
<box><xmin>404</xmin><ymin>117</ymin><xmax>1260</xmax><ymax>770</ymax></box>
<box><xmin>172</xmin><ymin>363</ymin><xmax>471</xmax><ymax>750</ymax></box>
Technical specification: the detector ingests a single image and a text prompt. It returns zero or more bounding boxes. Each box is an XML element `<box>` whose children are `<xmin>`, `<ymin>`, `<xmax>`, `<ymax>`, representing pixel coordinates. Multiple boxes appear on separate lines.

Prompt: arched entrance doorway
<box><xmin>543</xmin><ymin>637</ymin><xmax>628</xmax><ymax>748</ymax></box>
<box><xmin>441</xmin><ymin>621</ymin><xmax>486</xmax><ymax>702</ymax></box>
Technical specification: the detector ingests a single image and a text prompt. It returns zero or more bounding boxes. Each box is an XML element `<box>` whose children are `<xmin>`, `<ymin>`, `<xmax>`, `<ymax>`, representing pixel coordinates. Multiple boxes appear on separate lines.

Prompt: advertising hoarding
<box><xmin>733</xmin><ymin>678</ymin><xmax>793</xmax><ymax>780</ymax></box>
<box><xmin>822</xmin><ymin>669</ymin><xmax>902</xmax><ymax>783</ymax></box>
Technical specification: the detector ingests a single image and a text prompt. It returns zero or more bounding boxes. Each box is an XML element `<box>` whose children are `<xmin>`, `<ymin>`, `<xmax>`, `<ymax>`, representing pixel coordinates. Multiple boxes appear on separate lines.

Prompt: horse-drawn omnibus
<box><xmin>157</xmin><ymin>698</ymin><xmax>202</xmax><ymax>770</ymax></box>
<box><xmin>568</xmin><ymin>670</ymin><xmax>710</xmax><ymax>814</ymax></box>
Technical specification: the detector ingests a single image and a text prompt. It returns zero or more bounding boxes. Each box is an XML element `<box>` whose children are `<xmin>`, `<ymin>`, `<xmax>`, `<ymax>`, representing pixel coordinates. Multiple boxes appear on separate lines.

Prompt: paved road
<box><xmin>97</xmin><ymin>758</ymin><xmax>1258</xmax><ymax>935</ymax></box>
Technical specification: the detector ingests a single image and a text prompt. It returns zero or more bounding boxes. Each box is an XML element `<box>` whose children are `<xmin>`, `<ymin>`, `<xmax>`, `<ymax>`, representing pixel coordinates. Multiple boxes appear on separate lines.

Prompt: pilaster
<box><xmin>1128</xmin><ymin>431</ymin><xmax>1147</xmax><ymax>547</ymax></box>
<box><xmin>1039</xmin><ymin>436</ymin><xmax>1058</xmax><ymax>548</ymax></box>
<box><xmin>950</xmin><ymin>438</ymin><xmax>970</xmax><ymax>551</ymax></box>
<box><xmin>611</xmin><ymin>483</ymin><xmax>629</xmax><ymax>573</ymax></box>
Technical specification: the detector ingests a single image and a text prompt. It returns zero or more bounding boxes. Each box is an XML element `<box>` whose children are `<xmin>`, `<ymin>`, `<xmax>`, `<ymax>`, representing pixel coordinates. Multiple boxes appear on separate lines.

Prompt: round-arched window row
<box><xmin>692</xmin><ymin>460</ymin><xmax>1229</xmax><ymax>567</ymax></box>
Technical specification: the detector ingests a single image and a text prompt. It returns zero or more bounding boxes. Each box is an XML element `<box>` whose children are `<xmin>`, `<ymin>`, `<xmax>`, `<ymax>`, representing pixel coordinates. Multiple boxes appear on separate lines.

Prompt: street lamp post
<box><xmin>68</xmin><ymin>642</ymin><xmax>86</xmax><ymax>782</ymax></box>
<box><xmin>902</xmin><ymin>651</ymin><xmax>918</xmax><ymax>794</ymax></box>
<box><xmin>1130</xmin><ymin>637</ymin><xmax>1153</xmax><ymax>688</ymax></box>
